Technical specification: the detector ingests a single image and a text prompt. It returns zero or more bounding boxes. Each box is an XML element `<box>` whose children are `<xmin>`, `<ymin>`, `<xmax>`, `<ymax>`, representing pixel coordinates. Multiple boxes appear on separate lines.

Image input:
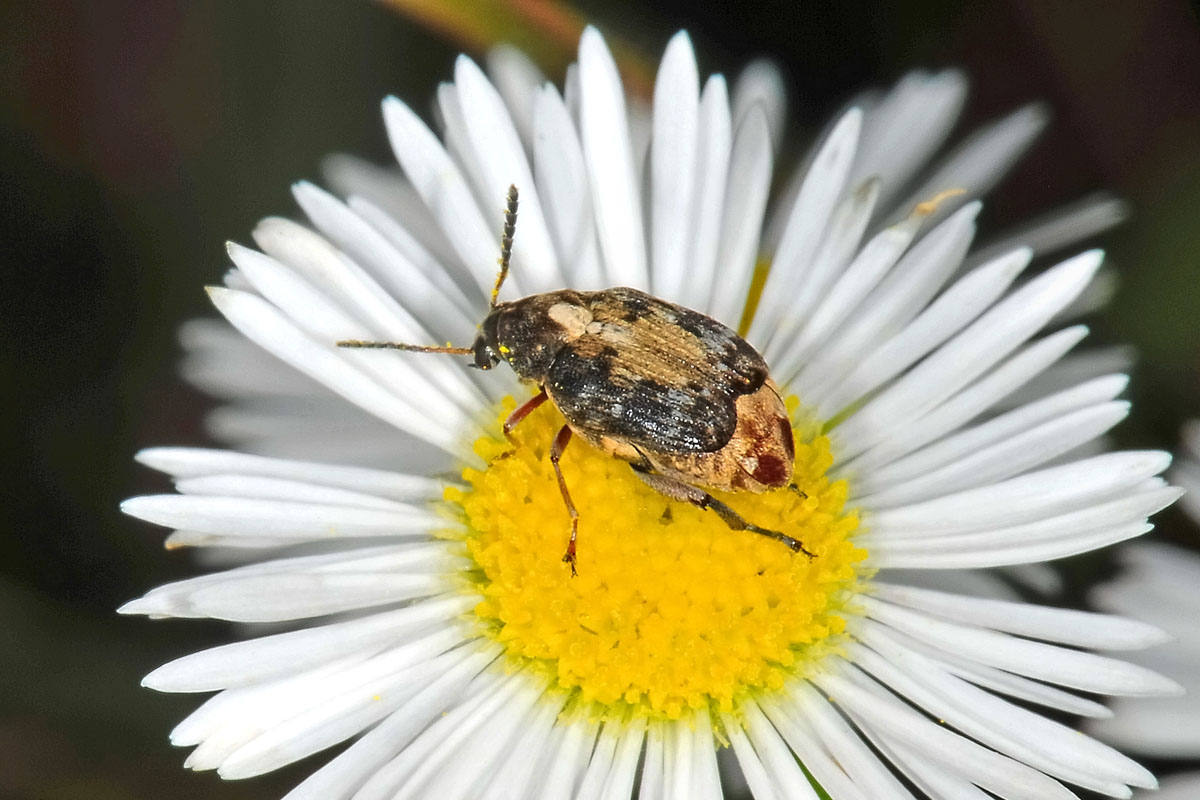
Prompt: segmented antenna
<box><xmin>335</xmin><ymin>340</ymin><xmax>473</xmax><ymax>354</ymax></box>
<box><xmin>490</xmin><ymin>184</ymin><xmax>519</xmax><ymax>310</ymax></box>
<box><xmin>337</xmin><ymin>185</ymin><xmax>520</xmax><ymax>355</ymax></box>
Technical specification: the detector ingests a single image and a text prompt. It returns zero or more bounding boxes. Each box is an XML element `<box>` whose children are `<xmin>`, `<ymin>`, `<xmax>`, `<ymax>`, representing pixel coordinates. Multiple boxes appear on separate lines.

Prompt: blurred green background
<box><xmin>2</xmin><ymin>1</ymin><xmax>1200</xmax><ymax>797</ymax></box>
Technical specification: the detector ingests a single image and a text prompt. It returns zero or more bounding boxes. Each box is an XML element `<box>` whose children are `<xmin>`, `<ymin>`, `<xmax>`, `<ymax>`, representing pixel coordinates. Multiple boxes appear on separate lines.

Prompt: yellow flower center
<box><xmin>445</xmin><ymin>394</ymin><xmax>865</xmax><ymax>721</ymax></box>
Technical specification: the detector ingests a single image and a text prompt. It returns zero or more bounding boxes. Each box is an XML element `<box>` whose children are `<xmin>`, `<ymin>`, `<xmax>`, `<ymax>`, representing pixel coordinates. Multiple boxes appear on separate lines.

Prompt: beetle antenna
<box><xmin>336</xmin><ymin>340</ymin><xmax>474</xmax><ymax>355</ymax></box>
<box><xmin>336</xmin><ymin>186</ymin><xmax>518</xmax><ymax>356</ymax></box>
<box><xmin>490</xmin><ymin>184</ymin><xmax>519</xmax><ymax>310</ymax></box>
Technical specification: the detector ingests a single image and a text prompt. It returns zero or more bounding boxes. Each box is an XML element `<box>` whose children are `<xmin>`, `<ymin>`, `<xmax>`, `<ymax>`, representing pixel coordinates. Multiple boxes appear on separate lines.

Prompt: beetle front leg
<box><xmin>494</xmin><ymin>387</ymin><xmax>548</xmax><ymax>460</ymax></box>
<box><xmin>631</xmin><ymin>466</ymin><xmax>815</xmax><ymax>558</ymax></box>
<box><xmin>549</xmin><ymin>424</ymin><xmax>581</xmax><ymax>576</ymax></box>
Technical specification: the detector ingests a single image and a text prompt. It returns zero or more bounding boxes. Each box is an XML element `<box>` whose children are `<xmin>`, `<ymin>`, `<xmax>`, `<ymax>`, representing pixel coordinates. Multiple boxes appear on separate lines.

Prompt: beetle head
<box><xmin>470</xmin><ymin>311</ymin><xmax>503</xmax><ymax>370</ymax></box>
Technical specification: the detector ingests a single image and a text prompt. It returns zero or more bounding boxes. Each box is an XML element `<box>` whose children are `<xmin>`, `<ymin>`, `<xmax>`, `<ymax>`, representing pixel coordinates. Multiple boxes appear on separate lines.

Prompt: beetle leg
<box><xmin>495</xmin><ymin>388</ymin><xmax>548</xmax><ymax>459</ymax></box>
<box><xmin>631</xmin><ymin>467</ymin><xmax>815</xmax><ymax>558</ymax></box>
<box><xmin>549</xmin><ymin>425</ymin><xmax>581</xmax><ymax>576</ymax></box>
<box><xmin>787</xmin><ymin>483</ymin><xmax>809</xmax><ymax>499</ymax></box>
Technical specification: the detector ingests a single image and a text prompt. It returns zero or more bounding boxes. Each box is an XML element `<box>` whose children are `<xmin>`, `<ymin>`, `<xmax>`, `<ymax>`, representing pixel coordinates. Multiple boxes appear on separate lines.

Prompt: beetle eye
<box><xmin>471</xmin><ymin>336</ymin><xmax>498</xmax><ymax>370</ymax></box>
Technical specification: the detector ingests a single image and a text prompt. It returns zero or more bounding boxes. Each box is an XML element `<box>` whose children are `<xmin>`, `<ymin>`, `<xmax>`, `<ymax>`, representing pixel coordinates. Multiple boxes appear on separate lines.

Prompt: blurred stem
<box><xmin>376</xmin><ymin>0</ymin><xmax>654</xmax><ymax>97</ymax></box>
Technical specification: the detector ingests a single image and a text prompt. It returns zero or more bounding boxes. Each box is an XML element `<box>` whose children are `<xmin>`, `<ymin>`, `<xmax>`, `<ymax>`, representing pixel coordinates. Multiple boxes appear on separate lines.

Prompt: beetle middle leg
<box><xmin>549</xmin><ymin>424</ymin><xmax>581</xmax><ymax>576</ymax></box>
<box><xmin>632</xmin><ymin>467</ymin><xmax>815</xmax><ymax>558</ymax></box>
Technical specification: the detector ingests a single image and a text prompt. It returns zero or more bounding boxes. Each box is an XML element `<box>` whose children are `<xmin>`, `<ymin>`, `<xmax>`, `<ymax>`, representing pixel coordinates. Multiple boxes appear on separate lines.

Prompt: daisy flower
<box><xmin>122</xmin><ymin>27</ymin><xmax>1182</xmax><ymax>799</ymax></box>
<box><xmin>1084</xmin><ymin>423</ymin><xmax>1200</xmax><ymax>800</ymax></box>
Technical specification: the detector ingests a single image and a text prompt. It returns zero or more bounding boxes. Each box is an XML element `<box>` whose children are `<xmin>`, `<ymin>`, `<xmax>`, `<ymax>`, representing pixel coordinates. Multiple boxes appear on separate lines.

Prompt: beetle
<box><xmin>339</xmin><ymin>185</ymin><xmax>814</xmax><ymax>575</ymax></box>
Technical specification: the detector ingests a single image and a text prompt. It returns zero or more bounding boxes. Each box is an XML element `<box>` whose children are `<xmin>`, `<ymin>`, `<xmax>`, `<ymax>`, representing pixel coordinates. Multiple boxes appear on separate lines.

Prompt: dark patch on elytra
<box><xmin>777</xmin><ymin>415</ymin><xmax>795</xmax><ymax>463</ymax></box>
<box><xmin>547</xmin><ymin>346</ymin><xmax>738</xmax><ymax>453</ymax></box>
<box><xmin>751</xmin><ymin>452</ymin><xmax>790</xmax><ymax>487</ymax></box>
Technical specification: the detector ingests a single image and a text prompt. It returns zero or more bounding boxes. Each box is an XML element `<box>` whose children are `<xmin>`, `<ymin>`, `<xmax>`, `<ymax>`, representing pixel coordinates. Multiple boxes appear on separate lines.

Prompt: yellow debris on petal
<box><xmin>446</xmin><ymin>394</ymin><xmax>866</xmax><ymax>721</ymax></box>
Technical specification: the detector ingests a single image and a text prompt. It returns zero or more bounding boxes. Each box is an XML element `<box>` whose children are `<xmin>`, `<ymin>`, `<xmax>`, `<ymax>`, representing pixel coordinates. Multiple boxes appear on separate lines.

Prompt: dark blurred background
<box><xmin>3</xmin><ymin>1</ymin><xmax>1200</xmax><ymax>798</ymax></box>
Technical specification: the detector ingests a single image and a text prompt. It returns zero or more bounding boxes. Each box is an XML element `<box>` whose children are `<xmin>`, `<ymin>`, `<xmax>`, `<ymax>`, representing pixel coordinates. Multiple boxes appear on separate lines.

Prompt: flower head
<box><xmin>124</xmin><ymin>27</ymin><xmax>1179</xmax><ymax>799</ymax></box>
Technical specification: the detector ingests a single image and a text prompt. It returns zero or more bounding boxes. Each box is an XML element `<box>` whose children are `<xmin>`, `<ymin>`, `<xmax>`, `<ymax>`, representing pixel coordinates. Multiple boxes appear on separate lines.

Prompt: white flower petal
<box><xmin>849</xmin><ymin>69</ymin><xmax>968</xmax><ymax>211</ymax></box>
<box><xmin>761</xmin><ymin>177</ymin><xmax>880</xmax><ymax>366</ymax></box>
<box><xmin>839</xmin><ymin>323</ymin><xmax>1087</xmax><ymax>475</ymax></box>
<box><xmin>202</xmin><ymin>403</ymin><xmax>437</xmax><ymax>470</ymax></box>
<box><xmin>705</xmin><ymin>105</ymin><xmax>772</xmax><ymax>325</ymax></box>
<box><xmin>534</xmin><ymin>716</ymin><xmax>598</xmax><ymax>800</ymax></box>
<box><xmin>179</xmin><ymin>317</ymin><xmax>322</xmax><ymax>400</ymax></box>
<box><xmin>852</xmin><ymin>633</ymin><xmax>1155</xmax><ymax>794</ymax></box>
<box><xmin>228</xmin><ymin>236</ymin><xmax>485</xmax><ymax>422</ymax></box>
<box><xmin>663</xmin><ymin>717</ymin><xmax>695</xmax><ymax>800</ymax></box>
<box><xmin>748</xmin><ymin>108</ymin><xmax>861</xmax><ymax>345</ymax></box>
<box><xmin>135</xmin><ymin>447</ymin><xmax>442</xmax><ymax>501</ymax></box>
<box><xmin>858</xmin><ymin>401</ymin><xmax>1130</xmax><ymax>508</ymax></box>
<box><xmin>574</xmin><ymin>718</ymin><xmax>622</xmax><ymax>800</ymax></box>
<box><xmin>1002</xmin><ymin>345</ymin><xmax>1135</xmax><ymax>410</ymax></box>
<box><xmin>392</xmin><ymin>679</ymin><xmax>546</xmax><ymax>800</ymax></box>
<box><xmin>888</xmin><ymin>103</ymin><xmax>1049</xmax><ymax>229</ymax></box>
<box><xmin>143</xmin><ymin>595</ymin><xmax>474</xmax><ymax>692</ymax></box>
<box><xmin>687</xmin><ymin>709</ymin><xmax>721</xmax><ymax>800</ymax></box>
<box><xmin>122</xmin><ymin>494</ymin><xmax>439</xmax><ymax>541</ymax></box>
<box><xmin>970</xmin><ymin>192</ymin><xmax>1129</xmax><ymax>266</ymax></box>
<box><xmin>649</xmin><ymin>31</ymin><xmax>700</xmax><ymax>300</ymax></box>
<box><xmin>785</xmin><ymin>681</ymin><xmax>917</xmax><ymax>799</ymax></box>
<box><xmin>821</xmin><ymin>664</ymin><xmax>1081</xmax><ymax>800</ymax></box>
<box><xmin>731</xmin><ymin>59</ymin><xmax>787</xmax><ymax>153</ymax></box>
<box><xmin>578</xmin><ymin>719</ymin><xmax>645</xmax><ymax>800</ymax></box>
<box><xmin>170</xmin><ymin>475</ymin><xmax>419</xmax><ymax>511</ymax></box>
<box><xmin>205</xmin><ymin>286</ymin><xmax>468</xmax><ymax>454</ymax></box>
<box><xmin>869</xmin><ymin>451</ymin><xmax>1171</xmax><ymax>536</ymax></box>
<box><xmin>292</xmin><ymin>181</ymin><xmax>478</xmax><ymax>336</ymax></box>
<box><xmin>675</xmin><ymin>75</ymin><xmax>732</xmax><ymax>312</ymax></box>
<box><xmin>859</xmin><ymin>596</ymin><xmax>1183</xmax><ymax>696</ymax></box>
<box><xmin>720</xmin><ymin>711</ymin><xmax>782</xmax><ymax>800</ymax></box>
<box><xmin>638</xmin><ymin>721</ymin><xmax>666</xmax><ymax>800</ymax></box>
<box><xmin>283</xmin><ymin>649</ymin><xmax>501</xmax><ymax>800</ymax></box>
<box><xmin>835</xmin><ymin>249</ymin><xmax>1104</xmax><ymax>459</ymax></box>
<box><xmin>121</xmin><ymin>543</ymin><xmax>461</xmax><ymax>621</ymax></box>
<box><xmin>601</xmin><ymin>720</ymin><xmax>647</xmax><ymax>800</ymax></box>
<box><xmin>578</xmin><ymin>26</ymin><xmax>648</xmax><ymax>288</ymax></box>
<box><xmin>353</xmin><ymin>670</ymin><xmax>525</xmax><ymax>800</ymax></box>
<box><xmin>911</xmin><ymin>638</ymin><xmax>1115</xmax><ymax>718</ymax></box>
<box><xmin>793</xmin><ymin>201</ymin><xmax>980</xmax><ymax>400</ymax></box>
<box><xmin>758</xmin><ymin>695</ymin><xmax>872</xmax><ymax>800</ymax></box>
<box><xmin>216</xmin><ymin>629</ymin><xmax>473</xmax><ymax>779</ymax></box>
<box><xmin>532</xmin><ymin>83</ymin><xmax>603</xmax><ymax>289</ymax></box>
<box><xmin>739</xmin><ymin>699</ymin><xmax>821</xmax><ymax>800</ymax></box>
<box><xmin>871</xmin><ymin>582</ymin><xmax>1170</xmax><ymax>649</ymax></box>
<box><xmin>477</xmin><ymin>691</ymin><xmax>567</xmax><ymax>800</ymax></box>
<box><xmin>381</xmin><ymin>96</ymin><xmax>501</xmax><ymax>295</ymax></box>
<box><xmin>857</xmin><ymin>373</ymin><xmax>1129</xmax><ymax>492</ymax></box>
<box><xmin>485</xmin><ymin>44</ymin><xmax>545</xmax><ymax>147</ymax></box>
<box><xmin>452</xmin><ymin>54</ymin><xmax>564</xmax><ymax>292</ymax></box>
<box><xmin>320</xmin><ymin>154</ymin><xmax>468</xmax><ymax>282</ymax></box>
<box><xmin>873</xmin><ymin>735</ymin><xmax>1004</xmax><ymax>800</ymax></box>
<box><xmin>770</xmin><ymin>196</ymin><xmax>924</xmax><ymax>380</ymax></box>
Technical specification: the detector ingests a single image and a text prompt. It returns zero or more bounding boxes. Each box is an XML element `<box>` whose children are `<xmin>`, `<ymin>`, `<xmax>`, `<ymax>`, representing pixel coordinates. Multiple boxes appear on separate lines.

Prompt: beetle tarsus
<box><xmin>561</xmin><ymin>522</ymin><xmax>579</xmax><ymax>577</ymax></box>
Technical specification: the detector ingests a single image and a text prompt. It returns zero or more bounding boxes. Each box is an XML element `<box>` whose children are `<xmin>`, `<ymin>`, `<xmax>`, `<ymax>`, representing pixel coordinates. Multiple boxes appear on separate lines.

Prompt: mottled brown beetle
<box><xmin>339</xmin><ymin>186</ymin><xmax>815</xmax><ymax>575</ymax></box>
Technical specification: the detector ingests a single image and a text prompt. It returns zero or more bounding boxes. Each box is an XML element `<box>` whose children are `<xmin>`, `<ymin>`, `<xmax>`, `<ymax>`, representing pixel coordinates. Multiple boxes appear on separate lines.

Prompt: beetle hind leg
<box><xmin>549</xmin><ymin>425</ymin><xmax>580</xmax><ymax>576</ymax></box>
<box><xmin>631</xmin><ymin>467</ymin><xmax>815</xmax><ymax>559</ymax></box>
